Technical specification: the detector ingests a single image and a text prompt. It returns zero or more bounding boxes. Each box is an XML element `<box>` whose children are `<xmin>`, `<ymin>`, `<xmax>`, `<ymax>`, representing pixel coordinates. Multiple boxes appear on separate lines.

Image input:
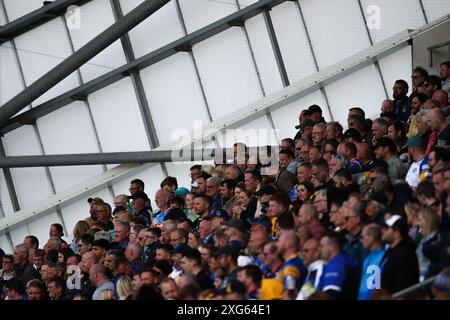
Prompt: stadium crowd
<box><xmin>1</xmin><ymin>61</ymin><xmax>450</xmax><ymax>301</ymax></box>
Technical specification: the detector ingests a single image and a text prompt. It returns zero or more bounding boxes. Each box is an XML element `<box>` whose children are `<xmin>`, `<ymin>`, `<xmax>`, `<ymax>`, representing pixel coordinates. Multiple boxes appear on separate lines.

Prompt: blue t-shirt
<box><xmin>317</xmin><ymin>252</ymin><xmax>357</xmax><ymax>293</ymax></box>
<box><xmin>358</xmin><ymin>247</ymin><xmax>385</xmax><ymax>300</ymax></box>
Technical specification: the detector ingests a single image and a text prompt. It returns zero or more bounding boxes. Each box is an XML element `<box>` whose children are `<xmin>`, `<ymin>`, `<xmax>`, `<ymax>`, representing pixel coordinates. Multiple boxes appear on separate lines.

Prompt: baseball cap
<box><xmin>295</xmin><ymin>119</ymin><xmax>316</xmax><ymax>130</ymax></box>
<box><xmin>342</xmin><ymin>128</ymin><xmax>362</xmax><ymax>141</ymax></box>
<box><xmin>382</xmin><ymin>215</ymin><xmax>408</xmax><ymax>236</ymax></box>
<box><xmin>403</xmin><ymin>134</ymin><xmax>426</xmax><ymax>149</ymax></box>
<box><xmin>204</xmin><ymin>209</ymin><xmax>229</xmax><ymax>221</ymax></box>
<box><xmin>87</xmin><ymin>197</ymin><xmax>105</xmax><ymax>204</ymax></box>
<box><xmin>225</xmin><ymin>219</ymin><xmax>248</xmax><ymax>233</ymax></box>
<box><xmin>191</xmin><ymin>181</ymin><xmax>199</xmax><ymax>188</ymax></box>
<box><xmin>164</xmin><ymin>208</ymin><xmax>186</xmax><ymax>221</ymax></box>
<box><xmin>128</xmin><ymin>191</ymin><xmax>149</xmax><ymax>201</ymax></box>
<box><xmin>308</xmin><ymin>104</ymin><xmax>322</xmax><ymax>114</ymax></box>
<box><xmin>254</xmin><ymin>184</ymin><xmax>277</xmax><ymax>196</ymax></box>
<box><xmin>172</xmin><ymin>243</ymin><xmax>191</xmax><ymax>255</ymax></box>
<box><xmin>175</xmin><ymin>187</ymin><xmax>190</xmax><ymax>196</ymax></box>
<box><xmin>218</xmin><ymin>244</ymin><xmax>240</xmax><ymax>259</ymax></box>
<box><xmin>249</xmin><ymin>216</ymin><xmax>272</xmax><ymax>230</ymax></box>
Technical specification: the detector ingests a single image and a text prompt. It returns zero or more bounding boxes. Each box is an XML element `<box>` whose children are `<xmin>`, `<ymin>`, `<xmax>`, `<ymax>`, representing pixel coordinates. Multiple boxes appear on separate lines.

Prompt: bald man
<box><xmin>427</xmin><ymin>108</ymin><xmax>450</xmax><ymax>148</ymax></box>
<box><xmin>432</xmin><ymin>90</ymin><xmax>449</xmax><ymax>109</ymax></box>
<box><xmin>277</xmin><ymin>230</ymin><xmax>307</xmax><ymax>299</ymax></box>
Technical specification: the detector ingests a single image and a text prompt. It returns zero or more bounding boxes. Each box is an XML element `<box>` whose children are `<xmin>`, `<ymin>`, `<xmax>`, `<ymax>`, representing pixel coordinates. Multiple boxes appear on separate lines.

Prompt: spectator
<box><xmin>358</xmin><ymin>224</ymin><xmax>385</xmax><ymax>300</ymax></box>
<box><xmin>13</xmin><ymin>244</ymin><xmax>39</xmax><ymax>287</ymax></box>
<box><xmin>380</xmin><ymin>215</ymin><xmax>419</xmax><ymax>294</ymax></box>
<box><xmin>416</xmin><ymin>208</ymin><xmax>439</xmax><ymax>281</ymax></box>
<box><xmin>296</xmin><ymin>238</ymin><xmax>325</xmax><ymax>300</ymax></box>
<box><xmin>405</xmin><ymin>135</ymin><xmax>430</xmax><ymax>188</ymax></box>
<box><xmin>374</xmin><ymin>137</ymin><xmax>407</xmax><ymax>181</ymax></box>
<box><xmin>90</xmin><ymin>264</ymin><xmax>114</xmax><ymax>300</ymax></box>
<box><xmin>317</xmin><ymin>232</ymin><xmax>359</xmax><ymax>300</ymax></box>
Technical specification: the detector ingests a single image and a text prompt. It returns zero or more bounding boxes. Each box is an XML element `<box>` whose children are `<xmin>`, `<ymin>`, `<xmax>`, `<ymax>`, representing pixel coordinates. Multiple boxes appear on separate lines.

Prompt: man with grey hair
<box><xmin>13</xmin><ymin>244</ymin><xmax>39</xmax><ymax>286</ymax></box>
<box><xmin>114</xmin><ymin>194</ymin><xmax>129</xmax><ymax>209</ymax></box>
<box><xmin>206</xmin><ymin>176</ymin><xmax>223</xmax><ymax>211</ymax></box>
<box><xmin>312</xmin><ymin>123</ymin><xmax>326</xmax><ymax>147</ymax></box>
<box><xmin>90</xmin><ymin>263</ymin><xmax>114</xmax><ymax>300</ymax></box>
<box><xmin>427</xmin><ymin>108</ymin><xmax>450</xmax><ymax>148</ymax></box>
<box><xmin>44</xmin><ymin>237</ymin><xmax>62</xmax><ymax>253</ymax></box>
<box><xmin>114</xmin><ymin>221</ymin><xmax>130</xmax><ymax>250</ymax></box>
<box><xmin>371</xmin><ymin>118</ymin><xmax>388</xmax><ymax>145</ymax></box>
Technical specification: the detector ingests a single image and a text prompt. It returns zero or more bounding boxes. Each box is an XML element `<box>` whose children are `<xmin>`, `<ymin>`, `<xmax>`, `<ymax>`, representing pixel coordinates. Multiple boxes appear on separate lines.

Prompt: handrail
<box><xmin>392</xmin><ymin>275</ymin><xmax>437</xmax><ymax>299</ymax></box>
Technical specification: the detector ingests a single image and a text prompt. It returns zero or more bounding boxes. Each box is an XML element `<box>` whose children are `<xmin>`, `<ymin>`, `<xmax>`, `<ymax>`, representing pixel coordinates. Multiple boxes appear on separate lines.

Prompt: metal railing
<box><xmin>392</xmin><ymin>275</ymin><xmax>437</xmax><ymax>299</ymax></box>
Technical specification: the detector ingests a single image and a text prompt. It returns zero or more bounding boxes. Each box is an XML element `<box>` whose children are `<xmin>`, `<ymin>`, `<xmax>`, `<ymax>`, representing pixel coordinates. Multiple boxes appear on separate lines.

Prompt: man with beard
<box><xmin>392</xmin><ymin>79</ymin><xmax>410</xmax><ymax>122</ymax></box>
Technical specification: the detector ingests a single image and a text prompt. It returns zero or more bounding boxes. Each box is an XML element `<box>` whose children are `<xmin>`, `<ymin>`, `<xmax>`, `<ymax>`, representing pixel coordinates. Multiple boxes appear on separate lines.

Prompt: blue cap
<box><xmin>249</xmin><ymin>216</ymin><xmax>272</xmax><ymax>230</ymax></box>
<box><xmin>175</xmin><ymin>187</ymin><xmax>190</xmax><ymax>196</ymax></box>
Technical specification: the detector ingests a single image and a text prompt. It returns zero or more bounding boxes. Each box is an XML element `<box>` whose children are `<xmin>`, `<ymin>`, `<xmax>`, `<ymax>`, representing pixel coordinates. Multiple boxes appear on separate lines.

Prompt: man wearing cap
<box><xmin>170</xmin><ymin>243</ymin><xmax>190</xmax><ymax>281</ymax></box>
<box><xmin>374</xmin><ymin>137</ymin><xmax>407</xmax><ymax>181</ymax></box>
<box><xmin>174</xmin><ymin>187</ymin><xmax>190</xmax><ymax>199</ymax></box>
<box><xmin>217</xmin><ymin>244</ymin><xmax>240</xmax><ymax>292</ymax></box>
<box><xmin>248</xmin><ymin>217</ymin><xmax>272</xmax><ymax>266</ymax></box>
<box><xmin>294</xmin><ymin>119</ymin><xmax>315</xmax><ymax>141</ymax></box>
<box><xmin>380</xmin><ymin>215</ymin><xmax>419</xmax><ymax>294</ymax></box>
<box><xmin>308</xmin><ymin>104</ymin><xmax>325</xmax><ymax>124</ymax></box>
<box><xmin>405</xmin><ymin>135</ymin><xmax>430</xmax><ymax>189</ymax></box>
<box><xmin>129</xmin><ymin>191</ymin><xmax>152</xmax><ymax>226</ymax></box>
<box><xmin>86</xmin><ymin>197</ymin><xmax>105</xmax><ymax>227</ymax></box>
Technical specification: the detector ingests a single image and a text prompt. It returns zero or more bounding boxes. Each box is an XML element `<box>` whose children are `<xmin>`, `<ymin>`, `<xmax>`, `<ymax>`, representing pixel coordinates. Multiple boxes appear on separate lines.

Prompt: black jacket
<box><xmin>14</xmin><ymin>262</ymin><xmax>39</xmax><ymax>286</ymax></box>
<box><xmin>381</xmin><ymin>238</ymin><xmax>419</xmax><ymax>294</ymax></box>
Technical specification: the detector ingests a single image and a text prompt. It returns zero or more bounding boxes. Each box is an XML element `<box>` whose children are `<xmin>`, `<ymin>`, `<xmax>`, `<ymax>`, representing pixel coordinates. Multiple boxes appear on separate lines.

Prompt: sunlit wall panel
<box><xmin>2</xmin><ymin>126</ymin><xmax>54</xmax><ymax>208</ymax></box>
<box><xmin>270</xmin><ymin>1</ymin><xmax>317</xmax><ymax>83</ymax></box>
<box><xmin>13</xmin><ymin>19</ymin><xmax>80</xmax><ymax>106</ymax></box>
<box><xmin>360</xmin><ymin>0</ymin><xmax>425</xmax><ymax>44</ymax></box>
<box><xmin>242</xmin><ymin>14</ymin><xmax>283</xmax><ymax>95</ymax></box>
<box><xmin>66</xmin><ymin>0</ymin><xmax>127</xmax><ymax>82</ymax></box>
<box><xmin>140</xmin><ymin>53</ymin><xmax>210</xmax><ymax>146</ymax></box>
<box><xmin>300</xmin><ymin>0</ymin><xmax>371</xmax><ymax>69</ymax></box>
<box><xmin>120</xmin><ymin>0</ymin><xmax>184</xmax><ymax>59</ymax></box>
<box><xmin>87</xmin><ymin>77</ymin><xmax>151</xmax><ymax>152</ymax></box>
<box><xmin>378</xmin><ymin>45</ymin><xmax>413</xmax><ymax>102</ymax></box>
<box><xmin>422</xmin><ymin>0</ymin><xmax>450</xmax><ymax>22</ymax></box>
<box><xmin>324</xmin><ymin>64</ymin><xmax>387</xmax><ymax>124</ymax></box>
<box><xmin>191</xmin><ymin>28</ymin><xmax>263</xmax><ymax>120</ymax></box>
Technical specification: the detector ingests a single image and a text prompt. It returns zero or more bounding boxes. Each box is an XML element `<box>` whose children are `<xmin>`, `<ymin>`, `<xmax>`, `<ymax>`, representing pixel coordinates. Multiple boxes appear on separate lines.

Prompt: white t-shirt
<box><xmin>405</xmin><ymin>161</ymin><xmax>420</xmax><ymax>188</ymax></box>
